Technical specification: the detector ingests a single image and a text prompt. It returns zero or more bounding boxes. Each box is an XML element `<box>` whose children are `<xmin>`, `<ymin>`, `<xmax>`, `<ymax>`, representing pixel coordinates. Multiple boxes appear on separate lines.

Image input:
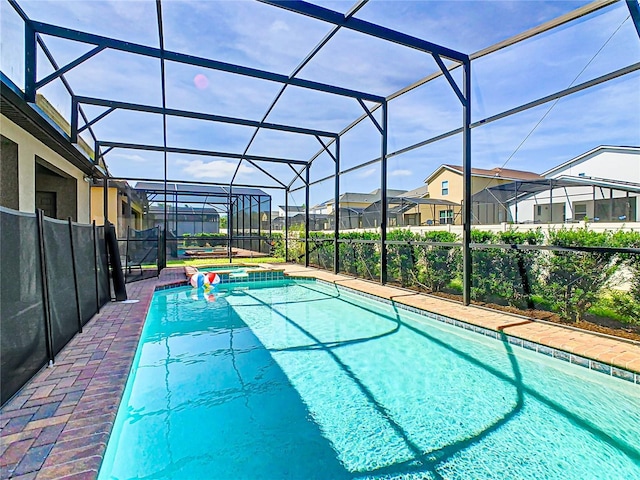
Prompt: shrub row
<box><xmin>182</xmin><ymin>232</ymin><xmax>227</xmax><ymax>247</ymax></box>
<box><xmin>272</xmin><ymin>228</ymin><xmax>640</xmax><ymax>323</ymax></box>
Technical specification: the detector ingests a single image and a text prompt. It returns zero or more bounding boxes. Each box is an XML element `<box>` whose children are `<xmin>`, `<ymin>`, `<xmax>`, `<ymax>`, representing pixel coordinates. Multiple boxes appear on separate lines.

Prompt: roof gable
<box><xmin>542</xmin><ymin>145</ymin><xmax>640</xmax><ymax>177</ymax></box>
<box><xmin>424</xmin><ymin>164</ymin><xmax>540</xmax><ymax>184</ymax></box>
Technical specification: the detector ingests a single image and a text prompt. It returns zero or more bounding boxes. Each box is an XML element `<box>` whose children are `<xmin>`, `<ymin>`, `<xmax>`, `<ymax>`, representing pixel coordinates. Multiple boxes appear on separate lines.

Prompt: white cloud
<box><xmin>178</xmin><ymin>159</ymin><xmax>254</xmax><ymax>180</ymax></box>
<box><xmin>110</xmin><ymin>153</ymin><xmax>149</xmax><ymax>163</ymax></box>
<box><xmin>390</xmin><ymin>169</ymin><xmax>412</xmax><ymax>177</ymax></box>
<box><xmin>356</xmin><ymin>168</ymin><xmax>377</xmax><ymax>179</ymax></box>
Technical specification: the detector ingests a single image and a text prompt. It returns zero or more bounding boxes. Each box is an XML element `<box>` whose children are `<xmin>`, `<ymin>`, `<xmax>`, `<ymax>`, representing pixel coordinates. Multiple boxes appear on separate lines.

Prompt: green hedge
<box><xmin>269</xmin><ymin>228</ymin><xmax>640</xmax><ymax>323</ymax></box>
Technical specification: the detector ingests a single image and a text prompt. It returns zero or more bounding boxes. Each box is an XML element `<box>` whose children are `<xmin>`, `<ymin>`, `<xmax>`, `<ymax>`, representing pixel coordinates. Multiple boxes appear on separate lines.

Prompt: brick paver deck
<box><xmin>1</xmin><ymin>263</ymin><xmax>639</xmax><ymax>479</ymax></box>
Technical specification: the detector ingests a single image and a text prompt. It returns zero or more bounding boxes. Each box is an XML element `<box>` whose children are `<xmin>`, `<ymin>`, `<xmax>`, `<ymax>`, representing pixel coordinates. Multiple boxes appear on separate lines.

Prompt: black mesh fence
<box><xmin>97</xmin><ymin>226</ymin><xmax>110</xmax><ymax>304</ymax></box>
<box><xmin>0</xmin><ymin>208</ymin><xmax>48</xmax><ymax>406</ymax></box>
<box><xmin>119</xmin><ymin>226</ymin><xmax>159</xmax><ymax>283</ymax></box>
<box><xmin>0</xmin><ymin>207</ymin><xmax>110</xmax><ymax>406</ymax></box>
<box><xmin>43</xmin><ymin>218</ymin><xmax>80</xmax><ymax>356</ymax></box>
<box><xmin>72</xmin><ymin>223</ymin><xmax>99</xmax><ymax>325</ymax></box>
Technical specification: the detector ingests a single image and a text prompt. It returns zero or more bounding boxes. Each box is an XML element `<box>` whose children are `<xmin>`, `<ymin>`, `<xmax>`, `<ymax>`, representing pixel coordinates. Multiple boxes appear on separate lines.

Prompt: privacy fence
<box><xmin>0</xmin><ymin>207</ymin><xmax>110</xmax><ymax>406</ymax></box>
<box><xmin>281</xmin><ymin>228</ymin><xmax>640</xmax><ymax>324</ymax></box>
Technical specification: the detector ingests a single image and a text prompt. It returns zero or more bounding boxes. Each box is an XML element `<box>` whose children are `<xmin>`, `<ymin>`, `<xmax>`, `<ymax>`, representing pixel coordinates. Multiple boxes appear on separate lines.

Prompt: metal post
<box><xmin>125</xmin><ymin>225</ymin><xmax>131</xmax><ymax>275</ymax></box>
<box><xmin>93</xmin><ymin>220</ymin><xmax>100</xmax><ymax>313</ymax></box>
<box><xmin>462</xmin><ymin>59</ymin><xmax>472</xmax><ymax>306</ymax></box>
<box><xmin>285</xmin><ymin>188</ymin><xmax>289</xmax><ymax>262</ymax></box>
<box><xmin>514</xmin><ymin>182</ymin><xmax>518</xmax><ymax>223</ymax></box>
<box><xmin>36</xmin><ymin>209</ymin><xmax>54</xmax><ymax>364</ymax></box>
<box><xmin>334</xmin><ymin>136</ymin><xmax>340</xmax><ymax>274</ymax></box>
<box><xmin>103</xmin><ymin>177</ymin><xmax>109</xmax><ymax>227</ymax></box>
<box><xmin>549</xmin><ymin>180</ymin><xmax>553</xmax><ymax>223</ymax></box>
<box><xmin>227</xmin><ymin>187</ymin><xmax>232</xmax><ymax>263</ymax></box>
<box><xmin>380</xmin><ymin>101</ymin><xmax>388</xmax><ymax>284</ymax></box>
<box><xmin>24</xmin><ymin>23</ymin><xmax>37</xmax><ymax>103</ymax></box>
<box><xmin>258</xmin><ymin>194</ymin><xmax>262</xmax><ymax>253</ymax></box>
<box><xmin>68</xmin><ymin>218</ymin><xmax>83</xmax><ymax>333</ymax></box>
<box><xmin>609</xmin><ymin>188</ymin><xmax>614</xmax><ymax>221</ymax></box>
<box><xmin>305</xmin><ymin>163</ymin><xmax>310</xmax><ymax>268</ymax></box>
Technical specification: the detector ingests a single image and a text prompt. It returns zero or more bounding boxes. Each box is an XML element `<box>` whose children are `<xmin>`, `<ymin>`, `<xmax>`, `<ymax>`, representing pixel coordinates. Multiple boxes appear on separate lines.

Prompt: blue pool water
<box><xmin>98</xmin><ymin>280</ymin><xmax>640</xmax><ymax>480</ymax></box>
<box><xmin>201</xmin><ymin>265</ymin><xmax>251</xmax><ymax>272</ymax></box>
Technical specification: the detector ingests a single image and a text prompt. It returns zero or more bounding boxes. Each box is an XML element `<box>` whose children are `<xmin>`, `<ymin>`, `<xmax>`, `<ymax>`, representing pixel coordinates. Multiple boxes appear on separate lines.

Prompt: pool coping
<box><xmin>1</xmin><ymin>263</ymin><xmax>639</xmax><ymax>479</ymax></box>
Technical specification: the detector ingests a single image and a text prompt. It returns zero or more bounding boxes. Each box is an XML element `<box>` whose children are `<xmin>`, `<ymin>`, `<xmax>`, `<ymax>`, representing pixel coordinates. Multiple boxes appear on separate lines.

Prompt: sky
<box><xmin>1</xmin><ymin>0</ymin><xmax>639</xmax><ymax>209</ymax></box>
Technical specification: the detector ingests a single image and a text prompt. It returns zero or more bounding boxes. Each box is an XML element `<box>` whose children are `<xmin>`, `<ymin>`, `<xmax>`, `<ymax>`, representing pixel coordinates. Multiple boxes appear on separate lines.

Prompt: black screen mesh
<box><xmin>43</xmin><ymin>218</ymin><xmax>80</xmax><ymax>356</ymax></box>
<box><xmin>96</xmin><ymin>226</ymin><xmax>111</xmax><ymax>304</ymax></box>
<box><xmin>72</xmin><ymin>223</ymin><xmax>99</xmax><ymax>325</ymax></box>
<box><xmin>122</xmin><ymin>226</ymin><xmax>158</xmax><ymax>282</ymax></box>
<box><xmin>0</xmin><ymin>208</ymin><xmax>48</xmax><ymax>405</ymax></box>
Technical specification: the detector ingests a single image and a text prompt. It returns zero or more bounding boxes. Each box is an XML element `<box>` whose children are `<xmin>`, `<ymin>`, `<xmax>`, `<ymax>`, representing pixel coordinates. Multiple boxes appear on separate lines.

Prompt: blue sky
<box><xmin>1</xmin><ymin>0</ymin><xmax>639</xmax><ymax>208</ymax></box>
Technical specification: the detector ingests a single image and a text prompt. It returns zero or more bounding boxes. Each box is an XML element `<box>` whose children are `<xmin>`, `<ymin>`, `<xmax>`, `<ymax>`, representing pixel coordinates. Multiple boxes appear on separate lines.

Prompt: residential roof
<box><xmin>402</xmin><ymin>185</ymin><xmax>429</xmax><ymax>198</ymax></box>
<box><xmin>1</xmin><ymin>74</ymin><xmax>100</xmax><ymax>178</ymax></box>
<box><xmin>424</xmin><ymin>164</ymin><xmax>542</xmax><ymax>184</ymax></box>
<box><xmin>471</xmin><ymin>176</ymin><xmax>640</xmax><ymax>205</ymax></box>
<box><xmin>325</xmin><ymin>189</ymin><xmax>407</xmax><ymax>205</ymax></box>
<box><xmin>277</xmin><ymin>205</ymin><xmax>305</xmax><ymax>212</ymax></box>
<box><xmin>542</xmin><ymin>145</ymin><xmax>640</xmax><ymax>177</ymax></box>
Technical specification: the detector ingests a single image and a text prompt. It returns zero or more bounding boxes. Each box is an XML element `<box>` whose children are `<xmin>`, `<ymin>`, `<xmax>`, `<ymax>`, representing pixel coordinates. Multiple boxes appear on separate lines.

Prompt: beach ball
<box><xmin>190</xmin><ymin>272</ymin><xmax>210</xmax><ymax>289</ymax></box>
<box><xmin>207</xmin><ymin>272</ymin><xmax>221</xmax><ymax>285</ymax></box>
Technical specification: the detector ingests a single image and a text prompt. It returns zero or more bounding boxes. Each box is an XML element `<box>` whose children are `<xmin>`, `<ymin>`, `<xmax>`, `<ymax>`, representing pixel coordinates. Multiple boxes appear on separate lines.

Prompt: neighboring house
<box><xmin>1</xmin><ymin>78</ymin><xmax>101</xmax><ymax>222</ymax></box>
<box><xmin>277</xmin><ymin>205</ymin><xmax>305</xmax><ymax>217</ymax></box>
<box><xmin>472</xmin><ymin>146</ymin><xmax>640</xmax><ymax>224</ymax></box>
<box><xmin>90</xmin><ymin>180</ymin><xmax>148</xmax><ymax>237</ymax></box>
<box><xmin>271</xmin><ymin>212</ymin><xmax>330</xmax><ymax>231</ymax></box>
<box><xmin>324</xmin><ymin>188</ymin><xmax>407</xmax><ymax>214</ymax></box>
<box><xmin>147</xmin><ymin>205</ymin><xmax>220</xmax><ymax>236</ymax></box>
<box><xmin>420</xmin><ymin>164</ymin><xmax>542</xmax><ymax>225</ymax></box>
<box><xmin>310</xmin><ymin>200</ymin><xmax>329</xmax><ymax>215</ymax></box>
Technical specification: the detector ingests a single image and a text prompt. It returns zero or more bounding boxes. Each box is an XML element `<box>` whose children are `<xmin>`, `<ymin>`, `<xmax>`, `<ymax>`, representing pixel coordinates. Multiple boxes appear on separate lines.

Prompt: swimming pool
<box><xmin>201</xmin><ymin>265</ymin><xmax>254</xmax><ymax>272</ymax></box>
<box><xmin>98</xmin><ymin>280</ymin><xmax>640</xmax><ymax>480</ymax></box>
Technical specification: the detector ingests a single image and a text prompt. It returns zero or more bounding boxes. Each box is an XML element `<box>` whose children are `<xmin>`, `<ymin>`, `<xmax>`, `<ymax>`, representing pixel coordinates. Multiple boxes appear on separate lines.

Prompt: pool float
<box><xmin>190</xmin><ymin>272</ymin><xmax>210</xmax><ymax>288</ymax></box>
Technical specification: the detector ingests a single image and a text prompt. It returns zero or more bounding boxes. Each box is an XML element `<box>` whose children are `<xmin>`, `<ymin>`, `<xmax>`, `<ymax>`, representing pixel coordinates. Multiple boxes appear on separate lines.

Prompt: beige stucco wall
<box><xmin>90</xmin><ymin>186</ymin><xmax>118</xmax><ymax>227</ymax></box>
<box><xmin>0</xmin><ymin>113</ymin><xmax>90</xmax><ymax>222</ymax></box>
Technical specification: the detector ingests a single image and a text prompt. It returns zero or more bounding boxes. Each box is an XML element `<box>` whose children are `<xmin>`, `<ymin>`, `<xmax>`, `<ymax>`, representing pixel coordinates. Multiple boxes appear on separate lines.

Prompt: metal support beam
<box><xmin>314</xmin><ymin>135</ymin><xmax>337</xmax><ymax>162</ymax></box>
<box><xmin>107</xmin><ymin>175</ymin><xmax>285</xmax><ymax>190</ymax></box>
<box><xmin>431</xmin><ymin>53</ymin><xmax>465</xmax><ymax>105</ymax></box>
<box><xmin>334</xmin><ymin>136</ymin><xmax>340</xmax><ymax>274</ymax></box>
<box><xmin>380</xmin><ymin>101</ymin><xmax>388</xmax><ymax>284</ymax></box>
<box><xmin>285</xmin><ymin>189</ymin><xmax>289</xmax><ymax>262</ymax></box>
<box><xmin>627</xmin><ymin>0</ymin><xmax>640</xmax><ymax>39</ymax></box>
<box><xmin>288</xmin><ymin>163</ymin><xmax>306</xmax><ymax>185</ymax></box>
<box><xmin>24</xmin><ymin>23</ymin><xmax>36</xmax><ymax>103</ymax></box>
<box><xmin>305</xmin><ymin>164</ymin><xmax>310</xmax><ymax>268</ymax></box>
<box><xmin>78</xmin><ymin>107</ymin><xmax>115</xmax><ymax>134</ymax></box>
<box><xmin>462</xmin><ymin>59</ymin><xmax>472</xmax><ymax>306</ymax></box>
<box><xmin>228</xmin><ymin>186</ymin><xmax>233</xmax><ymax>262</ymax></box>
<box><xmin>356</xmin><ymin>98</ymin><xmax>382</xmax><ymax>133</ymax></box>
<box><xmin>103</xmin><ymin>177</ymin><xmax>109</xmax><ymax>227</ymax></box>
<box><xmin>35</xmin><ymin>46</ymin><xmax>105</xmax><ymax>89</ymax></box>
<box><xmin>97</xmin><ymin>141</ymin><xmax>309</xmax><ymax>166</ymax></box>
<box><xmin>30</xmin><ymin>20</ymin><xmax>385</xmax><ymax>102</ymax></box>
<box><xmin>74</xmin><ymin>96</ymin><xmax>338</xmax><ymax>138</ymax></box>
<box><xmin>257</xmin><ymin>0</ymin><xmax>467</xmax><ymax>63</ymax></box>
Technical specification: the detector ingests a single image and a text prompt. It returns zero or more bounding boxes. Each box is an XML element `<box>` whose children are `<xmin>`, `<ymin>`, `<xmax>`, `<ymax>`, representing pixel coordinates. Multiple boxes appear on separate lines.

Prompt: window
<box><xmin>574</xmin><ymin>203</ymin><xmax>587</xmax><ymax>220</ymax></box>
<box><xmin>439</xmin><ymin>209</ymin><xmax>454</xmax><ymax>224</ymax></box>
<box><xmin>441</xmin><ymin>180</ymin><xmax>449</xmax><ymax>196</ymax></box>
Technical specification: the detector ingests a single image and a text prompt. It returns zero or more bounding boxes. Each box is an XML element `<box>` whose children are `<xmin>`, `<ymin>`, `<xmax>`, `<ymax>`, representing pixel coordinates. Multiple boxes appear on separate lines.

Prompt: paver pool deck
<box><xmin>2</xmin><ymin>264</ymin><xmax>639</xmax><ymax>479</ymax></box>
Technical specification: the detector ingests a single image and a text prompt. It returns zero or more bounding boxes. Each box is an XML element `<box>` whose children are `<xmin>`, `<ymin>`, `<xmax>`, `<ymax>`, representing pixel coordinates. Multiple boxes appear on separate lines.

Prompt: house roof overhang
<box><xmin>1</xmin><ymin>74</ymin><xmax>101</xmax><ymax>178</ymax></box>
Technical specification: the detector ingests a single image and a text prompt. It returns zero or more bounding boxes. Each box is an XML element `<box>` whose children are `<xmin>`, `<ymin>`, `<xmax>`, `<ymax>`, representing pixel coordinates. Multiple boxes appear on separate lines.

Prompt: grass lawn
<box><xmin>166</xmin><ymin>257</ymin><xmax>286</xmax><ymax>267</ymax></box>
